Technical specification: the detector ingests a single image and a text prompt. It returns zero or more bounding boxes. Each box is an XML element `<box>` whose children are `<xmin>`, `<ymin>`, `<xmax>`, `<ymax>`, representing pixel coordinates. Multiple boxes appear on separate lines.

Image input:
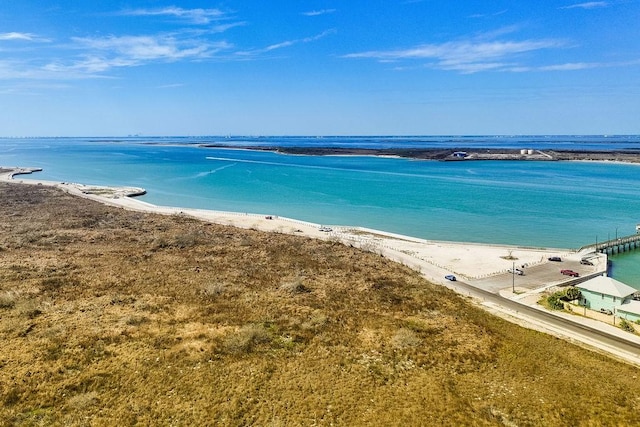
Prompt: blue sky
<box><xmin>0</xmin><ymin>1</ymin><xmax>638</xmax><ymax>136</ymax></box>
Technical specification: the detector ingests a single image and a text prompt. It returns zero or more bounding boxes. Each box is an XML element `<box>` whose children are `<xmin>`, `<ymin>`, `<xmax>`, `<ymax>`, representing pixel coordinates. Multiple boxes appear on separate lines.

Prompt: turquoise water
<box><xmin>1</xmin><ymin>137</ymin><xmax>639</xmax><ymax>287</ymax></box>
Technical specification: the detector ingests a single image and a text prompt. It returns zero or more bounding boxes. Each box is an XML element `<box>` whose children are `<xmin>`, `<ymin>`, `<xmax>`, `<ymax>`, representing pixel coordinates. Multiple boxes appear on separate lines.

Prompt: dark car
<box><xmin>548</xmin><ymin>256</ymin><xmax>562</xmax><ymax>262</ymax></box>
<box><xmin>561</xmin><ymin>269</ymin><xmax>579</xmax><ymax>277</ymax></box>
<box><xmin>445</xmin><ymin>275</ymin><xmax>456</xmax><ymax>281</ymax></box>
<box><xmin>580</xmin><ymin>259</ymin><xmax>594</xmax><ymax>266</ymax></box>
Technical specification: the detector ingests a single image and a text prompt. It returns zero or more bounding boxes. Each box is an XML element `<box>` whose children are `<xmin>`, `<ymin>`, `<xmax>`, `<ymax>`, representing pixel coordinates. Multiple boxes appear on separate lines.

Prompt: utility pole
<box><xmin>512</xmin><ymin>261</ymin><xmax>515</xmax><ymax>293</ymax></box>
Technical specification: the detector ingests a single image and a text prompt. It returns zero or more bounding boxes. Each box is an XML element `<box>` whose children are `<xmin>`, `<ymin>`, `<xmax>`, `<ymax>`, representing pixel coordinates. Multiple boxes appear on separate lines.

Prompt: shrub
<box><xmin>546</xmin><ymin>292</ymin><xmax>565</xmax><ymax>310</ymax></box>
<box><xmin>18</xmin><ymin>299</ymin><xmax>43</xmax><ymax>319</ymax></box>
<box><xmin>202</xmin><ymin>282</ymin><xmax>226</xmax><ymax>298</ymax></box>
<box><xmin>173</xmin><ymin>232</ymin><xmax>200</xmax><ymax>248</ymax></box>
<box><xmin>67</xmin><ymin>392</ymin><xmax>99</xmax><ymax>410</ymax></box>
<box><xmin>0</xmin><ymin>291</ymin><xmax>17</xmax><ymax>309</ymax></box>
<box><xmin>152</xmin><ymin>236</ymin><xmax>170</xmax><ymax>249</ymax></box>
<box><xmin>3</xmin><ymin>386</ymin><xmax>22</xmax><ymax>406</ymax></box>
<box><xmin>279</xmin><ymin>277</ymin><xmax>310</xmax><ymax>294</ymax></box>
<box><xmin>564</xmin><ymin>287</ymin><xmax>582</xmax><ymax>301</ymax></box>
<box><xmin>125</xmin><ymin>315</ymin><xmax>149</xmax><ymax>326</ymax></box>
<box><xmin>391</xmin><ymin>328</ymin><xmax>420</xmax><ymax>349</ymax></box>
<box><xmin>222</xmin><ymin>324</ymin><xmax>271</xmax><ymax>354</ymax></box>
<box><xmin>620</xmin><ymin>319</ymin><xmax>635</xmax><ymax>333</ymax></box>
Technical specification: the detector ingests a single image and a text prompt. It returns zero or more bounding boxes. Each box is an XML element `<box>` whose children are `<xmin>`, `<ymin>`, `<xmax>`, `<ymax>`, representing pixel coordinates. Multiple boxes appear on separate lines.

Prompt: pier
<box><xmin>580</xmin><ymin>233</ymin><xmax>640</xmax><ymax>255</ymax></box>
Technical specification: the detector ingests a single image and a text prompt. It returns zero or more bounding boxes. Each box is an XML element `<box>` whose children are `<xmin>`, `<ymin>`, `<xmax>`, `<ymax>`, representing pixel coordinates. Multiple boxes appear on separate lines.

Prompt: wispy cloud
<box><xmin>237</xmin><ymin>29</ymin><xmax>336</xmax><ymax>57</ymax></box>
<box><xmin>0</xmin><ymin>29</ymin><xmax>236</xmax><ymax>81</ymax></box>
<box><xmin>302</xmin><ymin>9</ymin><xmax>336</xmax><ymax>17</ymax></box>
<box><xmin>0</xmin><ymin>58</ymin><xmax>113</xmax><ymax>80</ymax></box>
<box><xmin>157</xmin><ymin>83</ymin><xmax>185</xmax><ymax>89</ymax></box>
<box><xmin>512</xmin><ymin>59</ymin><xmax>640</xmax><ymax>72</ymax></box>
<box><xmin>72</xmin><ymin>35</ymin><xmax>217</xmax><ymax>61</ymax></box>
<box><xmin>539</xmin><ymin>62</ymin><xmax>598</xmax><ymax>71</ymax></box>
<box><xmin>560</xmin><ymin>2</ymin><xmax>609</xmax><ymax>9</ymax></box>
<box><xmin>0</xmin><ymin>32</ymin><xmax>50</xmax><ymax>43</ymax></box>
<box><xmin>0</xmin><ymin>32</ymin><xmax>36</xmax><ymax>41</ymax></box>
<box><xmin>344</xmin><ymin>36</ymin><xmax>565</xmax><ymax>74</ymax></box>
<box><xmin>210</xmin><ymin>21</ymin><xmax>246</xmax><ymax>33</ymax></box>
<box><xmin>32</xmin><ymin>35</ymin><xmax>232</xmax><ymax>77</ymax></box>
<box><xmin>121</xmin><ymin>7</ymin><xmax>226</xmax><ymax>25</ymax></box>
<box><xmin>469</xmin><ymin>9</ymin><xmax>508</xmax><ymax>19</ymax></box>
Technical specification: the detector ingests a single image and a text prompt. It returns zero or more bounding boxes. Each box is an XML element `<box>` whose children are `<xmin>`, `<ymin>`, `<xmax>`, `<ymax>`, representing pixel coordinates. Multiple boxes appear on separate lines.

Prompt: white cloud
<box><xmin>237</xmin><ymin>29</ymin><xmax>336</xmax><ymax>56</ymax></box>
<box><xmin>121</xmin><ymin>7</ymin><xmax>226</xmax><ymax>25</ymax></box>
<box><xmin>507</xmin><ymin>59</ymin><xmax>640</xmax><ymax>72</ymax></box>
<box><xmin>469</xmin><ymin>9</ymin><xmax>508</xmax><ymax>19</ymax></box>
<box><xmin>71</xmin><ymin>35</ymin><xmax>227</xmax><ymax>62</ymax></box>
<box><xmin>302</xmin><ymin>9</ymin><xmax>336</xmax><ymax>17</ymax></box>
<box><xmin>0</xmin><ymin>32</ymin><xmax>36</xmax><ymax>41</ymax></box>
<box><xmin>0</xmin><ymin>32</ymin><xmax>50</xmax><ymax>43</ymax></box>
<box><xmin>536</xmin><ymin>59</ymin><xmax>640</xmax><ymax>72</ymax></box>
<box><xmin>0</xmin><ymin>58</ymin><xmax>112</xmax><ymax>80</ymax></box>
<box><xmin>539</xmin><ymin>62</ymin><xmax>596</xmax><ymax>71</ymax></box>
<box><xmin>560</xmin><ymin>2</ymin><xmax>608</xmax><ymax>9</ymax></box>
<box><xmin>344</xmin><ymin>38</ymin><xmax>564</xmax><ymax>74</ymax></box>
<box><xmin>43</xmin><ymin>56</ymin><xmax>137</xmax><ymax>74</ymax></box>
<box><xmin>210</xmin><ymin>22</ymin><xmax>246</xmax><ymax>33</ymax></box>
<box><xmin>10</xmin><ymin>35</ymin><xmax>232</xmax><ymax>79</ymax></box>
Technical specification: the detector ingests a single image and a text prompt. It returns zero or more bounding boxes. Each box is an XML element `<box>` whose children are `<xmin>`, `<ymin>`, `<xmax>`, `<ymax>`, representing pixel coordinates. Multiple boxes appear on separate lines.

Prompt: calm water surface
<box><xmin>2</xmin><ymin>137</ymin><xmax>639</xmax><ymax>287</ymax></box>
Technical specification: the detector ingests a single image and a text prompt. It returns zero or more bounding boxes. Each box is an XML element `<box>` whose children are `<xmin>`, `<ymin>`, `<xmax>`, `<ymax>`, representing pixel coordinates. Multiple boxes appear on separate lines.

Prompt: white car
<box><xmin>508</xmin><ymin>268</ymin><xmax>524</xmax><ymax>276</ymax></box>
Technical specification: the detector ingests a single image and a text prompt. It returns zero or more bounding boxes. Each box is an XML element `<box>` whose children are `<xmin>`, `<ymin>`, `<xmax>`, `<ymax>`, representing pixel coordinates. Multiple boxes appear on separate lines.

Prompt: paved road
<box><xmin>451</xmin><ymin>278</ymin><xmax>640</xmax><ymax>362</ymax></box>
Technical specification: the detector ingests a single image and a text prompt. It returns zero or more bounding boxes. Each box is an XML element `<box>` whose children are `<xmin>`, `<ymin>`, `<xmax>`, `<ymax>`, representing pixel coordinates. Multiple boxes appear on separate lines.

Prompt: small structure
<box><xmin>452</xmin><ymin>151</ymin><xmax>468</xmax><ymax>158</ymax></box>
<box><xmin>616</xmin><ymin>300</ymin><xmax>640</xmax><ymax>323</ymax></box>
<box><xmin>576</xmin><ymin>275</ymin><xmax>637</xmax><ymax>312</ymax></box>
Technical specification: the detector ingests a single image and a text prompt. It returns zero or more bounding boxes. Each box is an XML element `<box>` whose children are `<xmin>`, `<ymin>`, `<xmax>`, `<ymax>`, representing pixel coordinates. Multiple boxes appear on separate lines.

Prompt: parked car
<box><xmin>600</xmin><ymin>308</ymin><xmax>613</xmax><ymax>315</ymax></box>
<box><xmin>561</xmin><ymin>269</ymin><xmax>579</xmax><ymax>277</ymax></box>
<box><xmin>445</xmin><ymin>275</ymin><xmax>456</xmax><ymax>281</ymax></box>
<box><xmin>508</xmin><ymin>268</ymin><xmax>525</xmax><ymax>276</ymax></box>
<box><xmin>548</xmin><ymin>256</ymin><xmax>562</xmax><ymax>262</ymax></box>
<box><xmin>580</xmin><ymin>259</ymin><xmax>594</xmax><ymax>265</ymax></box>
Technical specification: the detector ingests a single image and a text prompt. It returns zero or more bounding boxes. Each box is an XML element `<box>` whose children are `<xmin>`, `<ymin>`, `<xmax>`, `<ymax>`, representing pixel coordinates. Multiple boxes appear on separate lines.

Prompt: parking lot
<box><xmin>469</xmin><ymin>254</ymin><xmax>607</xmax><ymax>293</ymax></box>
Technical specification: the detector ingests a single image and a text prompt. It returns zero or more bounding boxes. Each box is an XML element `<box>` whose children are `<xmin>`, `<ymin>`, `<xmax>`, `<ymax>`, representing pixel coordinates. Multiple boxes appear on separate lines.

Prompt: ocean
<box><xmin>2</xmin><ymin>136</ymin><xmax>639</xmax><ymax>287</ymax></box>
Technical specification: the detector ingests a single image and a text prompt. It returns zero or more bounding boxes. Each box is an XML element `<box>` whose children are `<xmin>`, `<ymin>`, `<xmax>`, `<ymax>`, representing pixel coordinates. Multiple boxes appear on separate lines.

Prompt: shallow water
<box><xmin>2</xmin><ymin>137</ymin><xmax>639</xmax><ymax>287</ymax></box>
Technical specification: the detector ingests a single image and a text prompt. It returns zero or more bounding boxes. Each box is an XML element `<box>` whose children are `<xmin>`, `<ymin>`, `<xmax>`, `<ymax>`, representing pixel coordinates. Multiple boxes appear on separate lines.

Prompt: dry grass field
<box><xmin>1</xmin><ymin>181</ymin><xmax>640</xmax><ymax>426</ymax></box>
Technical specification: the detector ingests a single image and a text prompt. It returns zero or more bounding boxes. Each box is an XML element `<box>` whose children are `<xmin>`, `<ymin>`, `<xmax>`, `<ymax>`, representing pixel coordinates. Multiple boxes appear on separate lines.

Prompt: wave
<box><xmin>194</xmin><ymin>163</ymin><xmax>237</xmax><ymax>178</ymax></box>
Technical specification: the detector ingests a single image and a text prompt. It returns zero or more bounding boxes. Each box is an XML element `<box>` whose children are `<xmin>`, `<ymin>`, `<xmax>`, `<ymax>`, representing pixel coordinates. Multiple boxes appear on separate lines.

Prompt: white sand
<box><xmin>1</xmin><ymin>166</ymin><xmax>582</xmax><ymax>290</ymax></box>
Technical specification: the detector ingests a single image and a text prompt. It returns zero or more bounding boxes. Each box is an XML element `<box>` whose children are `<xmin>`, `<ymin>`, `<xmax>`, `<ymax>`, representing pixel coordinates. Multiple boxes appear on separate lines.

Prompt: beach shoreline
<box><xmin>0</xmin><ymin>166</ymin><xmax>589</xmax><ymax>289</ymax></box>
<box><xmin>9</xmin><ymin>165</ymin><xmax>640</xmax><ymax>367</ymax></box>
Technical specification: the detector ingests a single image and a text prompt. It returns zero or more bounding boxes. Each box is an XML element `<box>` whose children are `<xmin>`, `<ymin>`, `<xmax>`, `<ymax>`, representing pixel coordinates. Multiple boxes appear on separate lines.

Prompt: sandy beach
<box><xmin>1</xmin><ymin>166</ymin><xmax>597</xmax><ymax>292</ymax></box>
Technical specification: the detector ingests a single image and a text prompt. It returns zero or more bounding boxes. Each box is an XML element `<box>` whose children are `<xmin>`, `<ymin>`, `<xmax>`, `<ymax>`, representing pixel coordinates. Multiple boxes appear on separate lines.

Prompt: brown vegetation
<box><xmin>1</xmin><ymin>182</ymin><xmax>640</xmax><ymax>425</ymax></box>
